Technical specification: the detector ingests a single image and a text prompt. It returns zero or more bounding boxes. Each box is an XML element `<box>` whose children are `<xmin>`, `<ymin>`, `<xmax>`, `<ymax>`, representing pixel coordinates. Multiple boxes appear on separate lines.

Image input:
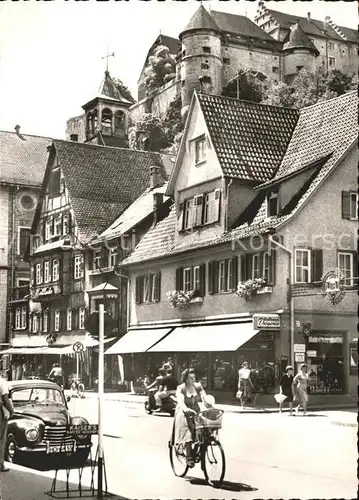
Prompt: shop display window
<box><xmin>179</xmin><ymin>353</ymin><xmax>208</xmax><ymax>388</ymax></box>
<box><xmin>306</xmin><ymin>334</ymin><xmax>345</xmax><ymax>394</ymax></box>
<box><xmin>349</xmin><ymin>342</ymin><xmax>358</xmax><ymax>375</ymax></box>
<box><xmin>211</xmin><ymin>353</ymin><xmax>235</xmax><ymax>391</ymax></box>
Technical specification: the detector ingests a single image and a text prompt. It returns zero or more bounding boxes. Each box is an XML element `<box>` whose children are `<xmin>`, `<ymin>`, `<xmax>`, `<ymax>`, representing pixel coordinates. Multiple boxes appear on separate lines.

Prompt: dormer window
<box><xmin>195</xmin><ymin>136</ymin><xmax>206</xmax><ymax>165</ymax></box>
<box><xmin>267</xmin><ymin>189</ymin><xmax>279</xmax><ymax>217</ymax></box>
<box><xmin>203</xmin><ymin>46</ymin><xmax>211</xmax><ymax>54</ymax></box>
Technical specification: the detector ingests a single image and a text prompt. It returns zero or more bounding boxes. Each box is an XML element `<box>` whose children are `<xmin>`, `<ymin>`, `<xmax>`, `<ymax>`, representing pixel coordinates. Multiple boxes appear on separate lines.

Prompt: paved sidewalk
<box><xmin>0</xmin><ymin>462</ymin><xmax>126</xmax><ymax>500</ymax></box>
<box><xmin>81</xmin><ymin>391</ymin><xmax>358</xmax><ymax>424</ymax></box>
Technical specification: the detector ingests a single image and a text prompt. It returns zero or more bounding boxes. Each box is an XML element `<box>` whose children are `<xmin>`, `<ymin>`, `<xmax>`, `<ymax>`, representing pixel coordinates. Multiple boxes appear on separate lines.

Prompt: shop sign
<box><xmin>295</xmin><ymin>353</ymin><xmax>305</xmax><ymax>362</ymax></box>
<box><xmin>308</xmin><ymin>335</ymin><xmax>343</xmax><ymax>344</ymax></box>
<box><xmin>294</xmin><ymin>344</ymin><xmax>306</xmax><ymax>353</ymax></box>
<box><xmin>252</xmin><ymin>314</ymin><xmax>280</xmax><ymax>330</ymax></box>
<box><xmin>307</xmin><ymin>350</ymin><xmax>317</xmax><ymax>357</ymax></box>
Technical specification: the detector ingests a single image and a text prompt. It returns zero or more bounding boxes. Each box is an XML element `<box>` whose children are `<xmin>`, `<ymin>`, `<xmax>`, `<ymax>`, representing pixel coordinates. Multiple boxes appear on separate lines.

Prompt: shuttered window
<box><xmin>209</xmin><ymin>257</ymin><xmax>238</xmax><ymax>294</ymax></box>
<box><xmin>311</xmin><ymin>249</ymin><xmax>323</xmax><ymax>286</ymax></box>
<box><xmin>193</xmin><ymin>195</ymin><xmax>203</xmax><ymax>226</ymax></box>
<box><xmin>184</xmin><ymin>199</ymin><xmax>194</xmax><ymax>230</ymax></box>
<box><xmin>342</xmin><ymin>191</ymin><xmax>358</xmax><ymax>220</ymax></box>
<box><xmin>175</xmin><ymin>265</ymin><xmax>206</xmax><ymax>296</ymax></box>
<box><xmin>136</xmin><ymin>272</ymin><xmax>161</xmax><ymax>303</ymax></box>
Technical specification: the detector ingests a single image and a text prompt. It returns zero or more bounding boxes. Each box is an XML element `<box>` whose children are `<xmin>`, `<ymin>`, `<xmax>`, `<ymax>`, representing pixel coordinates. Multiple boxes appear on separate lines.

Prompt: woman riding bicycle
<box><xmin>174</xmin><ymin>368</ymin><xmax>211</xmax><ymax>468</ymax></box>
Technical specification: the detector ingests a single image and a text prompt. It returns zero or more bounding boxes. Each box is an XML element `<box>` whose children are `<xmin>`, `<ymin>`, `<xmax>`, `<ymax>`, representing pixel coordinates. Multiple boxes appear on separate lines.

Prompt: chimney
<box><xmin>307</xmin><ymin>12</ymin><xmax>311</xmax><ymax>21</ymax></box>
<box><xmin>150</xmin><ymin>165</ymin><xmax>160</xmax><ymax>189</ymax></box>
<box><xmin>15</xmin><ymin>125</ymin><xmax>20</xmax><ymax>135</ymax></box>
<box><xmin>70</xmin><ymin>134</ymin><xmax>78</xmax><ymax>142</ymax></box>
<box><xmin>324</xmin><ymin>16</ymin><xmax>331</xmax><ymax>31</ymax></box>
<box><xmin>153</xmin><ymin>192</ymin><xmax>164</xmax><ymax>226</ymax></box>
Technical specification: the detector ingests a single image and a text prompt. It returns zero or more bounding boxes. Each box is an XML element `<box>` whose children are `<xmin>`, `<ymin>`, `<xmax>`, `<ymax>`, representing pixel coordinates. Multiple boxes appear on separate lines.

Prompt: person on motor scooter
<box><xmin>146</xmin><ymin>368</ymin><xmax>165</xmax><ymax>410</ymax></box>
<box><xmin>154</xmin><ymin>364</ymin><xmax>178</xmax><ymax>413</ymax></box>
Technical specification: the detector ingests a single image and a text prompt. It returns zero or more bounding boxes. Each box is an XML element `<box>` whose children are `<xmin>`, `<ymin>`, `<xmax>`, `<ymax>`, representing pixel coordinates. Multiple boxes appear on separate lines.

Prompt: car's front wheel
<box><xmin>5</xmin><ymin>435</ymin><xmax>19</xmax><ymax>463</ymax></box>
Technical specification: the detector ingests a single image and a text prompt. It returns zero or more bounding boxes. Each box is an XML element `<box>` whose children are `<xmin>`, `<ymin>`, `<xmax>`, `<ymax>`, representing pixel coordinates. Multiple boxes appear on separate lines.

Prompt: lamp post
<box><xmin>97</xmin><ymin>302</ymin><xmax>105</xmax><ymax>498</ymax></box>
<box><xmin>268</xmin><ymin>235</ymin><xmax>295</xmax><ymax>367</ymax></box>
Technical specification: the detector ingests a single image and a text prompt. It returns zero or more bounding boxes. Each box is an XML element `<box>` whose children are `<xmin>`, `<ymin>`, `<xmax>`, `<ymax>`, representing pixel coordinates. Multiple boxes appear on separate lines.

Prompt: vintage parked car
<box><xmin>5</xmin><ymin>380</ymin><xmax>92</xmax><ymax>465</ymax></box>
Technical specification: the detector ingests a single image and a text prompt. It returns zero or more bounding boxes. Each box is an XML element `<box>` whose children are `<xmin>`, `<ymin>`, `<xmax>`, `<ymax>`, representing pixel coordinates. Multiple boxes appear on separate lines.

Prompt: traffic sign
<box><xmin>295</xmin><ymin>353</ymin><xmax>305</xmax><ymax>362</ymax></box>
<box><xmin>294</xmin><ymin>344</ymin><xmax>306</xmax><ymax>353</ymax></box>
<box><xmin>73</xmin><ymin>341</ymin><xmax>84</xmax><ymax>353</ymax></box>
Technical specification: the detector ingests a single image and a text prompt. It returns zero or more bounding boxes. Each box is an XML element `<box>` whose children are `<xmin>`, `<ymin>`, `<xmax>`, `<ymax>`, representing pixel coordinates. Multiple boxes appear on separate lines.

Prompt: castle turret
<box><xmin>179</xmin><ymin>5</ymin><xmax>223</xmax><ymax>117</ymax></box>
<box><xmin>283</xmin><ymin>21</ymin><xmax>319</xmax><ymax>81</ymax></box>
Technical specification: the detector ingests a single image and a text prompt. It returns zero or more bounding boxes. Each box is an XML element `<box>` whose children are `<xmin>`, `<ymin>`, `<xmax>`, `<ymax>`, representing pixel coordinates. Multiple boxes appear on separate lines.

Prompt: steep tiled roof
<box><xmin>266</xmin><ymin>10</ymin><xmax>350</xmax><ymax>42</ymax></box>
<box><xmin>270</xmin><ymin>91</ymin><xmax>357</xmax><ymax>182</ymax></box>
<box><xmin>122</xmin><ymin>93</ymin><xmax>357</xmax><ymax>267</ymax></box>
<box><xmin>0</xmin><ymin>130</ymin><xmax>52</xmax><ymax>186</ymax></box>
<box><xmin>53</xmin><ymin>140</ymin><xmax>170</xmax><ymax>241</ymax></box>
<box><xmin>96</xmin><ymin>184</ymin><xmax>169</xmax><ymax>242</ymax></box>
<box><xmin>211</xmin><ymin>10</ymin><xmax>276</xmax><ymax>42</ymax></box>
<box><xmin>337</xmin><ymin>26</ymin><xmax>358</xmax><ymax>43</ymax></box>
<box><xmin>98</xmin><ymin>71</ymin><xmax>134</xmax><ymax>104</ymax></box>
<box><xmin>197</xmin><ymin>93</ymin><xmax>299</xmax><ymax>182</ymax></box>
<box><xmin>180</xmin><ymin>5</ymin><xmax>220</xmax><ymax>37</ymax></box>
<box><xmin>283</xmin><ymin>22</ymin><xmax>319</xmax><ymax>55</ymax></box>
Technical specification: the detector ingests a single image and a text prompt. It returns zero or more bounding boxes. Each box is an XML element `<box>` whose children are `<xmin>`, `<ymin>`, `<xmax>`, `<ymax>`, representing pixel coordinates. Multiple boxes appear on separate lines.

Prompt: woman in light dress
<box><xmin>237</xmin><ymin>361</ymin><xmax>254</xmax><ymax>409</ymax></box>
<box><xmin>174</xmin><ymin>368</ymin><xmax>211</xmax><ymax>467</ymax></box>
<box><xmin>292</xmin><ymin>363</ymin><xmax>309</xmax><ymax>415</ymax></box>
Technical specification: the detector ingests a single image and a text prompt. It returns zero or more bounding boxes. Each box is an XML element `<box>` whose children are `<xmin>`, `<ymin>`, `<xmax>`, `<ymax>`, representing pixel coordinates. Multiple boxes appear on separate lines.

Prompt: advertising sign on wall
<box><xmin>252</xmin><ymin>314</ymin><xmax>280</xmax><ymax>330</ymax></box>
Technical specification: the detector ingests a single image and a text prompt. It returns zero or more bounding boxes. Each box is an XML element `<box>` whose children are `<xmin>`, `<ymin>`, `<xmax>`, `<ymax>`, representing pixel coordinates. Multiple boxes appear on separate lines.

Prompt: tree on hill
<box><xmin>262</xmin><ymin>68</ymin><xmax>355</xmax><ymax>109</ymax></box>
<box><xmin>143</xmin><ymin>45</ymin><xmax>176</xmax><ymax>94</ymax></box>
<box><xmin>222</xmin><ymin>71</ymin><xmax>263</xmax><ymax>103</ymax></box>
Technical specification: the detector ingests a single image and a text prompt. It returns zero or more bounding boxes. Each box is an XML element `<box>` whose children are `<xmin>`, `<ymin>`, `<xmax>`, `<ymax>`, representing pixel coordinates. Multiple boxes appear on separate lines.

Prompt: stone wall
<box><xmin>66</xmin><ymin>114</ymin><xmax>86</xmax><ymax>142</ymax></box>
<box><xmin>129</xmin><ymin>80</ymin><xmax>178</xmax><ymax>123</ymax></box>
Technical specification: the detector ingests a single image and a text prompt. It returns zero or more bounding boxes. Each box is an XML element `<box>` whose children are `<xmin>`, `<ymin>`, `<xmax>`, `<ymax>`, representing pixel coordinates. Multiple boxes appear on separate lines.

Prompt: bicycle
<box><xmin>168</xmin><ymin>407</ymin><xmax>226</xmax><ymax>487</ymax></box>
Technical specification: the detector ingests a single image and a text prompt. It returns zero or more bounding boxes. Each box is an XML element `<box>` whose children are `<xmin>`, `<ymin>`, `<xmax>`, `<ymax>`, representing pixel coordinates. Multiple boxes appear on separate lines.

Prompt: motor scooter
<box><xmin>145</xmin><ymin>388</ymin><xmax>176</xmax><ymax>417</ymax></box>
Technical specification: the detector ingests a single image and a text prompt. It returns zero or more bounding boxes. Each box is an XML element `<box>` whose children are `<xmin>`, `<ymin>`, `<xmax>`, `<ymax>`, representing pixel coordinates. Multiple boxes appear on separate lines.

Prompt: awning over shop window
<box><xmin>147</xmin><ymin>322</ymin><xmax>259</xmax><ymax>353</ymax></box>
<box><xmin>105</xmin><ymin>328</ymin><xmax>172</xmax><ymax>355</ymax></box>
<box><xmin>0</xmin><ymin>347</ymin><xmax>47</xmax><ymax>355</ymax></box>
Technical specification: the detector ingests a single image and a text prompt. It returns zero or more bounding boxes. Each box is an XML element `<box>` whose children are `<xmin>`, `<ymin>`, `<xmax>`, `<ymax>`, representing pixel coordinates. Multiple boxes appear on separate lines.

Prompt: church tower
<box><xmin>179</xmin><ymin>5</ymin><xmax>223</xmax><ymax>118</ymax></box>
<box><xmin>82</xmin><ymin>70</ymin><xmax>134</xmax><ymax>148</ymax></box>
<box><xmin>283</xmin><ymin>22</ymin><xmax>319</xmax><ymax>82</ymax></box>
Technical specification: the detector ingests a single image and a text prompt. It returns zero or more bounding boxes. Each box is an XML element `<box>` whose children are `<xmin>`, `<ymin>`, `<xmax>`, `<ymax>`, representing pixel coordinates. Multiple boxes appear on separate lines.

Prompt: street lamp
<box><xmin>267</xmin><ymin>232</ymin><xmax>295</xmax><ymax>367</ymax></box>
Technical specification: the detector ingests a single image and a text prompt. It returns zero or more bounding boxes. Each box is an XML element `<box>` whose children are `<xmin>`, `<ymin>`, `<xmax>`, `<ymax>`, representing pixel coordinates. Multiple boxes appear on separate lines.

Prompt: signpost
<box><xmin>73</xmin><ymin>341</ymin><xmax>84</xmax><ymax>383</ymax></box>
<box><xmin>295</xmin><ymin>353</ymin><xmax>305</xmax><ymax>362</ymax></box>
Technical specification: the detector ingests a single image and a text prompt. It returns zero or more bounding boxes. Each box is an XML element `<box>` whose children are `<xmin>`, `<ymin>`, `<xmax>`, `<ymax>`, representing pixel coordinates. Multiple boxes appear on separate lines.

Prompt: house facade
<box><xmin>0</xmin><ymin>128</ymin><xmax>51</xmax><ymax>360</ymax></box>
<box><xmin>116</xmin><ymin>91</ymin><xmax>357</xmax><ymax>404</ymax></box>
<box><xmin>9</xmin><ymin>139</ymin><xmax>171</xmax><ymax>387</ymax></box>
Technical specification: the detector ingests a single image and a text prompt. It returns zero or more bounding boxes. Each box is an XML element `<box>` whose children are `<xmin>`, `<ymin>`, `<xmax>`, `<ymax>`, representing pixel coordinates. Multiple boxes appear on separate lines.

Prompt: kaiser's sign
<box><xmin>253</xmin><ymin>314</ymin><xmax>280</xmax><ymax>330</ymax></box>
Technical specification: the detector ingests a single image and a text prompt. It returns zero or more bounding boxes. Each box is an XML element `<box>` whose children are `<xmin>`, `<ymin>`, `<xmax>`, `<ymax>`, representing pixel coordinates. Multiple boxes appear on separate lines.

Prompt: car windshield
<box><xmin>11</xmin><ymin>387</ymin><xmax>65</xmax><ymax>406</ymax></box>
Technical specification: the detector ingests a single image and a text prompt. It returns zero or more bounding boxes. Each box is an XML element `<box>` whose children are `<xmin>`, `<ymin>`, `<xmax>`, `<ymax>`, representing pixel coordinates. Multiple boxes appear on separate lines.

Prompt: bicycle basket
<box><xmin>195</xmin><ymin>408</ymin><xmax>224</xmax><ymax>429</ymax></box>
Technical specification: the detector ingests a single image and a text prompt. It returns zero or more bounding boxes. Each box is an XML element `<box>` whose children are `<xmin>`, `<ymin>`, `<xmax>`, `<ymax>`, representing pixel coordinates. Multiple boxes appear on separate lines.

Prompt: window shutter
<box><xmin>341</xmin><ymin>191</ymin><xmax>351</xmax><ymax>219</ymax></box>
<box><xmin>178</xmin><ymin>202</ymin><xmax>184</xmax><ymax>231</ymax></box>
<box><xmin>232</xmin><ymin>256</ymin><xmax>238</xmax><ymax>290</ymax></box>
<box><xmin>176</xmin><ymin>267</ymin><xmax>183</xmax><ymax>291</ymax></box>
<box><xmin>245</xmin><ymin>254</ymin><xmax>252</xmax><ymax>281</ymax></box>
<box><xmin>194</xmin><ymin>195</ymin><xmax>203</xmax><ymax>227</ymax></box>
<box><xmin>224</xmin><ymin>259</ymin><xmax>229</xmax><ymax>291</ymax></box>
<box><xmin>353</xmin><ymin>252</ymin><xmax>358</xmax><ymax>284</ymax></box>
<box><xmin>214</xmin><ymin>189</ymin><xmax>221</xmax><ymax>222</ymax></box>
<box><xmin>199</xmin><ymin>264</ymin><xmax>206</xmax><ymax>296</ymax></box>
<box><xmin>189</xmin><ymin>266</ymin><xmax>194</xmax><ymax>291</ymax></box>
<box><xmin>155</xmin><ymin>272</ymin><xmax>161</xmax><ymax>302</ymax></box>
<box><xmin>208</xmin><ymin>262</ymin><xmax>214</xmax><ymax>294</ymax></box>
<box><xmin>135</xmin><ymin>276</ymin><xmax>142</xmax><ymax>304</ymax></box>
<box><xmin>268</xmin><ymin>251</ymin><xmax>276</xmax><ymax>286</ymax></box>
<box><xmin>240</xmin><ymin>255</ymin><xmax>246</xmax><ymax>282</ymax></box>
<box><xmin>311</xmin><ymin>249</ymin><xmax>323</xmax><ymax>286</ymax></box>
<box><xmin>213</xmin><ymin>261</ymin><xmax>219</xmax><ymax>293</ymax></box>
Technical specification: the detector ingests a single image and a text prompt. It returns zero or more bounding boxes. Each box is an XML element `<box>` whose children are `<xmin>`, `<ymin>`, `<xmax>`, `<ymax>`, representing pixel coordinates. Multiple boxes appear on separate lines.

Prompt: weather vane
<box><xmin>102</xmin><ymin>49</ymin><xmax>115</xmax><ymax>73</ymax></box>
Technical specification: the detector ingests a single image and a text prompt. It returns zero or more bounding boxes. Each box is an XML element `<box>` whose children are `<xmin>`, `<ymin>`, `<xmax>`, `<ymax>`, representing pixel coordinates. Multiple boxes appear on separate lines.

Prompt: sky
<box><xmin>0</xmin><ymin>0</ymin><xmax>357</xmax><ymax>139</ymax></box>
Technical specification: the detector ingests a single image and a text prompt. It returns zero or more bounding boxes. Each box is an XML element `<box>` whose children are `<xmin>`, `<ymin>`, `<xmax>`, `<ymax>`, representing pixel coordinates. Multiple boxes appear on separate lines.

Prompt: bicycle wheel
<box><xmin>168</xmin><ymin>424</ymin><xmax>188</xmax><ymax>477</ymax></box>
<box><xmin>202</xmin><ymin>438</ymin><xmax>226</xmax><ymax>487</ymax></box>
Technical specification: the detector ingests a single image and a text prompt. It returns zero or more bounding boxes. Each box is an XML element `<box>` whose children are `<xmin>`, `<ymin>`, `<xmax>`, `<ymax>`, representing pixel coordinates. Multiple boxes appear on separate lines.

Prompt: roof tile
<box><xmin>197</xmin><ymin>94</ymin><xmax>299</xmax><ymax>182</ymax></box>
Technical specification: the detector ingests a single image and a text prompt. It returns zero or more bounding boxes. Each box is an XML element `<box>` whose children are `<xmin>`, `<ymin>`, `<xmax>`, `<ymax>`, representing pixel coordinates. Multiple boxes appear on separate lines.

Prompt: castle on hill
<box><xmin>66</xmin><ymin>3</ymin><xmax>358</xmax><ymax>148</ymax></box>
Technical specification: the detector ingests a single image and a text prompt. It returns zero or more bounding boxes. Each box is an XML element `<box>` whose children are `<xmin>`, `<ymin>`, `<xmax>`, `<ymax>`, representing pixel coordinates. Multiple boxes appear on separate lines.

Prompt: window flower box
<box><xmin>167</xmin><ymin>289</ymin><xmax>202</xmax><ymax>309</ymax></box>
<box><xmin>234</xmin><ymin>277</ymin><xmax>267</xmax><ymax>302</ymax></box>
<box><xmin>257</xmin><ymin>286</ymin><xmax>273</xmax><ymax>295</ymax></box>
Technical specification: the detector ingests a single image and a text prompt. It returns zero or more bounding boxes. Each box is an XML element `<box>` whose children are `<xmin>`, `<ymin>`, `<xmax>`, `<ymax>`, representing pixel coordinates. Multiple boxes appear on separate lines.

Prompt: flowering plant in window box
<box><xmin>235</xmin><ymin>277</ymin><xmax>267</xmax><ymax>301</ymax></box>
<box><xmin>167</xmin><ymin>289</ymin><xmax>202</xmax><ymax>308</ymax></box>
<box><xmin>46</xmin><ymin>333</ymin><xmax>58</xmax><ymax>344</ymax></box>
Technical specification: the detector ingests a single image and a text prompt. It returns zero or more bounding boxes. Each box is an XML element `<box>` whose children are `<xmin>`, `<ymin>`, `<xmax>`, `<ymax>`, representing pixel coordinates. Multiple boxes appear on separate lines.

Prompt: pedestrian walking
<box><xmin>279</xmin><ymin>365</ymin><xmax>294</xmax><ymax>415</ymax></box>
<box><xmin>237</xmin><ymin>361</ymin><xmax>254</xmax><ymax>409</ymax></box>
<box><xmin>0</xmin><ymin>373</ymin><xmax>15</xmax><ymax>472</ymax></box>
<box><xmin>292</xmin><ymin>363</ymin><xmax>309</xmax><ymax>415</ymax></box>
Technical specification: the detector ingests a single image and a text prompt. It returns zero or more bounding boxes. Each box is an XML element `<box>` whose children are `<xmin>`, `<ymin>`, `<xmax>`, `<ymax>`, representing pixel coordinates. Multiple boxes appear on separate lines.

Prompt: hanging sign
<box><xmin>68</xmin><ymin>424</ymin><xmax>98</xmax><ymax>435</ymax></box>
<box><xmin>295</xmin><ymin>353</ymin><xmax>305</xmax><ymax>362</ymax></box>
<box><xmin>307</xmin><ymin>350</ymin><xmax>317</xmax><ymax>357</ymax></box>
<box><xmin>73</xmin><ymin>341</ymin><xmax>84</xmax><ymax>353</ymax></box>
<box><xmin>293</xmin><ymin>344</ymin><xmax>306</xmax><ymax>353</ymax></box>
<box><xmin>252</xmin><ymin>314</ymin><xmax>280</xmax><ymax>330</ymax></box>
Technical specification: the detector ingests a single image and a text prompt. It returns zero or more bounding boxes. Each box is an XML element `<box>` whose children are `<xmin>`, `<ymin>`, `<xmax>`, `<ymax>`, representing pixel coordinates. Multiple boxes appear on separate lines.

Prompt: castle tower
<box><xmin>283</xmin><ymin>22</ymin><xmax>319</xmax><ymax>82</ymax></box>
<box><xmin>179</xmin><ymin>5</ymin><xmax>223</xmax><ymax>117</ymax></box>
<box><xmin>82</xmin><ymin>70</ymin><xmax>134</xmax><ymax>147</ymax></box>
